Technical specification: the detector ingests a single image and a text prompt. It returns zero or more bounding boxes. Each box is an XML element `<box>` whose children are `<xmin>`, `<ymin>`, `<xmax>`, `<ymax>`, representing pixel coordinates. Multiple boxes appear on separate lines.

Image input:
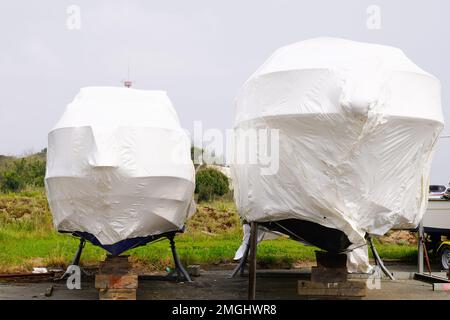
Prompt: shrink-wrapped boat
<box><xmin>45</xmin><ymin>87</ymin><xmax>195</xmax><ymax>255</ymax></box>
<box><xmin>231</xmin><ymin>38</ymin><xmax>444</xmax><ymax>271</ymax></box>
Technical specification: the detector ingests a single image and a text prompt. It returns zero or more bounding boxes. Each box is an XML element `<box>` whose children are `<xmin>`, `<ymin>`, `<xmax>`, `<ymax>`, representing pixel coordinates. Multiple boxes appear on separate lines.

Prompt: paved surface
<box><xmin>0</xmin><ymin>266</ymin><xmax>449</xmax><ymax>300</ymax></box>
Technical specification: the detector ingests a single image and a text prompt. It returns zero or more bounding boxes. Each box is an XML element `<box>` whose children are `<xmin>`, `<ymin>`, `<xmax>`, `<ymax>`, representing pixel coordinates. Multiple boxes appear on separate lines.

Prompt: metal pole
<box><xmin>229</xmin><ymin>241</ymin><xmax>250</xmax><ymax>278</ymax></box>
<box><xmin>240</xmin><ymin>243</ymin><xmax>250</xmax><ymax>277</ymax></box>
<box><xmin>418</xmin><ymin>220</ymin><xmax>424</xmax><ymax>274</ymax></box>
<box><xmin>72</xmin><ymin>238</ymin><xmax>86</xmax><ymax>266</ymax></box>
<box><xmin>168</xmin><ymin>235</ymin><xmax>192</xmax><ymax>283</ymax></box>
<box><xmin>368</xmin><ymin>236</ymin><xmax>395</xmax><ymax>280</ymax></box>
<box><xmin>248</xmin><ymin>222</ymin><xmax>258</xmax><ymax>300</ymax></box>
<box><xmin>59</xmin><ymin>238</ymin><xmax>86</xmax><ymax>280</ymax></box>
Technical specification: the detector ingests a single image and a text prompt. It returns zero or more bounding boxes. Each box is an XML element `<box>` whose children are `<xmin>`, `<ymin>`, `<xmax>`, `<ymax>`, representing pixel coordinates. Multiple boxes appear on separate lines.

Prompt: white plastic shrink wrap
<box><xmin>45</xmin><ymin>87</ymin><xmax>195</xmax><ymax>245</ymax></box>
<box><xmin>231</xmin><ymin>38</ymin><xmax>444</xmax><ymax>271</ymax></box>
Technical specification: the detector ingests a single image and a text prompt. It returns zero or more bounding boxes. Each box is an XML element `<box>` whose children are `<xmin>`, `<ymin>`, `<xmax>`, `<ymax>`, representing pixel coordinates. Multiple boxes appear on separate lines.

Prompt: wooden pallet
<box><xmin>95</xmin><ymin>255</ymin><xmax>138</xmax><ymax>300</ymax></box>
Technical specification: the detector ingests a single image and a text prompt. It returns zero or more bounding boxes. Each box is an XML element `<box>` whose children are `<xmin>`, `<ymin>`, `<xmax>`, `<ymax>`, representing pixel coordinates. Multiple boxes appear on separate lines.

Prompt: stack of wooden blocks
<box><xmin>298</xmin><ymin>251</ymin><xmax>366</xmax><ymax>298</ymax></box>
<box><xmin>95</xmin><ymin>255</ymin><xmax>138</xmax><ymax>300</ymax></box>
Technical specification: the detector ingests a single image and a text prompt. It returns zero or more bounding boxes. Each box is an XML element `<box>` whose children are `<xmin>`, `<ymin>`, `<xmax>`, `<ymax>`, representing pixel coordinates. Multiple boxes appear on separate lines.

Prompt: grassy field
<box><xmin>0</xmin><ymin>188</ymin><xmax>418</xmax><ymax>273</ymax></box>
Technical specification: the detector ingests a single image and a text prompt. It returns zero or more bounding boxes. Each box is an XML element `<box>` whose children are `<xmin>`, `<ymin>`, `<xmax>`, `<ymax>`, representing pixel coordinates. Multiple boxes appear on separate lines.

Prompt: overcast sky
<box><xmin>0</xmin><ymin>0</ymin><xmax>449</xmax><ymax>184</ymax></box>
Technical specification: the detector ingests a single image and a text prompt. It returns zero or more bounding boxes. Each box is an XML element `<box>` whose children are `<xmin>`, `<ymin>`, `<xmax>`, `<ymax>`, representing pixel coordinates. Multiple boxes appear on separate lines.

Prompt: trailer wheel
<box><xmin>439</xmin><ymin>245</ymin><xmax>450</xmax><ymax>270</ymax></box>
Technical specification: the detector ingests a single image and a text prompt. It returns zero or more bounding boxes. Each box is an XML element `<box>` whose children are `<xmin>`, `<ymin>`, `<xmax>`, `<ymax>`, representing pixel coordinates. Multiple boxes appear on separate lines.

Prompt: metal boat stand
<box><xmin>62</xmin><ymin>234</ymin><xmax>192</xmax><ymax>283</ymax></box>
<box><xmin>229</xmin><ymin>223</ymin><xmax>251</xmax><ymax>278</ymax></box>
<box><xmin>228</xmin><ymin>222</ymin><xmax>258</xmax><ymax>299</ymax></box>
<box><xmin>248</xmin><ymin>222</ymin><xmax>259</xmax><ymax>300</ymax></box>
<box><xmin>244</xmin><ymin>226</ymin><xmax>397</xmax><ymax>299</ymax></box>
<box><xmin>121</xmin><ymin>231</ymin><xmax>193</xmax><ymax>283</ymax></box>
<box><xmin>229</xmin><ymin>243</ymin><xmax>250</xmax><ymax>278</ymax></box>
<box><xmin>59</xmin><ymin>237</ymin><xmax>87</xmax><ymax>280</ymax></box>
<box><xmin>93</xmin><ymin>233</ymin><xmax>192</xmax><ymax>300</ymax></box>
<box><xmin>166</xmin><ymin>234</ymin><xmax>193</xmax><ymax>282</ymax></box>
<box><xmin>367</xmin><ymin>235</ymin><xmax>395</xmax><ymax>280</ymax></box>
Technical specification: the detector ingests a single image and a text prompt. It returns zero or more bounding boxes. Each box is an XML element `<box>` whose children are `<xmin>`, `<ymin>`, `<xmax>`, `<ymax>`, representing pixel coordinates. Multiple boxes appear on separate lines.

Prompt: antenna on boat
<box><xmin>123</xmin><ymin>57</ymin><xmax>132</xmax><ymax>88</ymax></box>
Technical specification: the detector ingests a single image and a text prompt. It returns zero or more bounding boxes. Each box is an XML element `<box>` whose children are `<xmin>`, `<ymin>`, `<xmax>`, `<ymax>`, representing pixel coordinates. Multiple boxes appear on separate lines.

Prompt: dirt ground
<box><xmin>0</xmin><ymin>265</ymin><xmax>448</xmax><ymax>300</ymax></box>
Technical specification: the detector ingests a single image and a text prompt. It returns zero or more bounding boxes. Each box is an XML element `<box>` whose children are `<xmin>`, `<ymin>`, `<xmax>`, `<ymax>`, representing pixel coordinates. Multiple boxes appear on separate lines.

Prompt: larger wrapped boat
<box><xmin>231</xmin><ymin>38</ymin><xmax>444</xmax><ymax>271</ymax></box>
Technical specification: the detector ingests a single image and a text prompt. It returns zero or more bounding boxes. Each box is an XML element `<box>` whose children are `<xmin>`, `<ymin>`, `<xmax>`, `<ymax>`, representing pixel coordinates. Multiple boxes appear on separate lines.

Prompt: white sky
<box><xmin>0</xmin><ymin>0</ymin><xmax>449</xmax><ymax>184</ymax></box>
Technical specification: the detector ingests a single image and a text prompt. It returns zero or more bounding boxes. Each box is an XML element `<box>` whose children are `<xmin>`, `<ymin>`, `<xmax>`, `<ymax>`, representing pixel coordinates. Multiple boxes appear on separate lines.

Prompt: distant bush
<box><xmin>1</xmin><ymin>171</ymin><xmax>22</xmax><ymax>192</ymax></box>
<box><xmin>0</xmin><ymin>155</ymin><xmax>46</xmax><ymax>193</ymax></box>
<box><xmin>195</xmin><ymin>167</ymin><xmax>229</xmax><ymax>202</ymax></box>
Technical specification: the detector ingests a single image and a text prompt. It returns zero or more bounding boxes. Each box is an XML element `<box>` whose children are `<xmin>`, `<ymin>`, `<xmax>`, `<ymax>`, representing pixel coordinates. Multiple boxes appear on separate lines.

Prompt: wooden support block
<box><xmin>298</xmin><ymin>280</ymin><xmax>366</xmax><ymax>297</ymax></box>
<box><xmin>95</xmin><ymin>274</ymin><xmax>138</xmax><ymax>289</ymax></box>
<box><xmin>96</xmin><ymin>255</ymin><xmax>138</xmax><ymax>300</ymax></box>
<box><xmin>99</xmin><ymin>288</ymin><xmax>137</xmax><ymax>300</ymax></box>
<box><xmin>99</xmin><ymin>255</ymin><xmax>131</xmax><ymax>275</ymax></box>
<box><xmin>311</xmin><ymin>266</ymin><xmax>348</xmax><ymax>283</ymax></box>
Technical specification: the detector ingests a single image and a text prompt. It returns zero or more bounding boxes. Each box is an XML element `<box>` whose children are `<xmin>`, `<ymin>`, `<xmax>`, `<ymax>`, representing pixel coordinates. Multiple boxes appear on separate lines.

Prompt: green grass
<box><xmin>370</xmin><ymin>240</ymin><xmax>417</xmax><ymax>262</ymax></box>
<box><xmin>0</xmin><ymin>189</ymin><xmax>418</xmax><ymax>273</ymax></box>
<box><xmin>0</xmin><ymin>229</ymin><xmax>105</xmax><ymax>272</ymax></box>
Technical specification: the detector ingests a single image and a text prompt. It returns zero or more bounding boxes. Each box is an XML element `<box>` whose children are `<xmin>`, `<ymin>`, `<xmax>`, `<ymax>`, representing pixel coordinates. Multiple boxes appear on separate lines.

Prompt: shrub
<box><xmin>0</xmin><ymin>156</ymin><xmax>46</xmax><ymax>192</ymax></box>
<box><xmin>20</xmin><ymin>158</ymin><xmax>46</xmax><ymax>187</ymax></box>
<box><xmin>1</xmin><ymin>171</ymin><xmax>22</xmax><ymax>192</ymax></box>
<box><xmin>195</xmin><ymin>167</ymin><xmax>229</xmax><ymax>202</ymax></box>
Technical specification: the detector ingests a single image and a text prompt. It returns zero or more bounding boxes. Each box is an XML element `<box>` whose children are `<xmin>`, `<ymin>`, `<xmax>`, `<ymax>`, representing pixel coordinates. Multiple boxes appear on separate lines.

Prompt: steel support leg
<box><xmin>418</xmin><ymin>220</ymin><xmax>424</xmax><ymax>274</ymax></box>
<box><xmin>229</xmin><ymin>240</ymin><xmax>250</xmax><ymax>278</ymax></box>
<box><xmin>168</xmin><ymin>235</ymin><xmax>193</xmax><ymax>283</ymax></box>
<box><xmin>59</xmin><ymin>238</ymin><xmax>86</xmax><ymax>280</ymax></box>
<box><xmin>72</xmin><ymin>238</ymin><xmax>86</xmax><ymax>266</ymax></box>
<box><xmin>248</xmin><ymin>221</ymin><xmax>258</xmax><ymax>300</ymax></box>
<box><xmin>368</xmin><ymin>236</ymin><xmax>395</xmax><ymax>280</ymax></box>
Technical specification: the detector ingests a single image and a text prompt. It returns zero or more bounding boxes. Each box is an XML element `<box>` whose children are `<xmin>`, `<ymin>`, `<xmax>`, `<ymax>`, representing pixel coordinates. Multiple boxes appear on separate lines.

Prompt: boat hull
<box><xmin>233</xmin><ymin>114</ymin><xmax>440</xmax><ymax>246</ymax></box>
<box><xmin>260</xmin><ymin>219</ymin><xmax>351</xmax><ymax>253</ymax></box>
<box><xmin>46</xmin><ymin>175</ymin><xmax>195</xmax><ymax>246</ymax></box>
<box><xmin>71</xmin><ymin>230</ymin><xmax>180</xmax><ymax>256</ymax></box>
